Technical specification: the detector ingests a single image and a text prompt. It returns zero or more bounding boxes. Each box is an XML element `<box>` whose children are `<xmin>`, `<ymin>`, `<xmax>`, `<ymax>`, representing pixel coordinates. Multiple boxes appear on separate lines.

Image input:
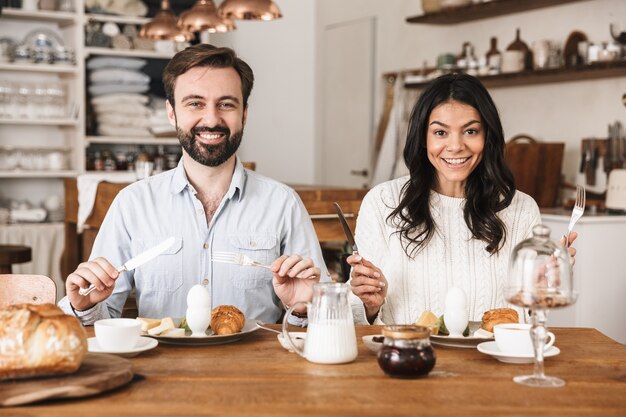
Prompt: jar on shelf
<box><xmin>377</xmin><ymin>325</ymin><xmax>436</xmax><ymax>378</ymax></box>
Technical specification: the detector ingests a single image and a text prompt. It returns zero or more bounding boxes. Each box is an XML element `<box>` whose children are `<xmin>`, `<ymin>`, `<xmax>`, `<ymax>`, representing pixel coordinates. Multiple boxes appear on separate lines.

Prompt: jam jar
<box><xmin>377</xmin><ymin>325</ymin><xmax>436</xmax><ymax>378</ymax></box>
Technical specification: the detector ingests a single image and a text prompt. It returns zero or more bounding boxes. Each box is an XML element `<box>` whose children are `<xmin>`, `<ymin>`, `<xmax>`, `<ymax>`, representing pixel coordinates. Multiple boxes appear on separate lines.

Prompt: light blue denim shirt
<box><xmin>58</xmin><ymin>158</ymin><xmax>329</xmax><ymax>324</ymax></box>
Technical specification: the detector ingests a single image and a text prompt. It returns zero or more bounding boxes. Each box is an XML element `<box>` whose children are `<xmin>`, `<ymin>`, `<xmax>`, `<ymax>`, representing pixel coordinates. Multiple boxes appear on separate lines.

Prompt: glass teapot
<box><xmin>282</xmin><ymin>282</ymin><xmax>358</xmax><ymax>364</ymax></box>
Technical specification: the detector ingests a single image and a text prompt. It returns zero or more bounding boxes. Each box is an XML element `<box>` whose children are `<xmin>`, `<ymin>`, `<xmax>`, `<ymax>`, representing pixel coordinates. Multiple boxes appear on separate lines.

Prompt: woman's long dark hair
<box><xmin>389</xmin><ymin>73</ymin><xmax>515</xmax><ymax>257</ymax></box>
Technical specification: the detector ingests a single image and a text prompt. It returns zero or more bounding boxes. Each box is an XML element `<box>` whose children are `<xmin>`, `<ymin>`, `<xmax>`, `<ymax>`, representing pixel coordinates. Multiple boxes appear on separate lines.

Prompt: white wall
<box><xmin>212</xmin><ymin>0</ymin><xmax>626</xmax><ymax>187</ymax></box>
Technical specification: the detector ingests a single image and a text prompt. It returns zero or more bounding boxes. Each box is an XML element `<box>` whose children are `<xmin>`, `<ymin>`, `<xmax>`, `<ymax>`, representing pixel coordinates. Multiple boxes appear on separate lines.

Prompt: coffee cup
<box><xmin>94</xmin><ymin>318</ymin><xmax>141</xmax><ymax>351</ymax></box>
<box><xmin>494</xmin><ymin>323</ymin><xmax>555</xmax><ymax>355</ymax></box>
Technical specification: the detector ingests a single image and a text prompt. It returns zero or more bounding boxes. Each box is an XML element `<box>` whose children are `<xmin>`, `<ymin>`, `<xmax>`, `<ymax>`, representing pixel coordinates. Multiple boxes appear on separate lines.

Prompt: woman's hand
<box><xmin>272</xmin><ymin>255</ymin><xmax>320</xmax><ymax>313</ymax></box>
<box><xmin>347</xmin><ymin>254</ymin><xmax>387</xmax><ymax>322</ymax></box>
<box><xmin>561</xmin><ymin>231</ymin><xmax>578</xmax><ymax>265</ymax></box>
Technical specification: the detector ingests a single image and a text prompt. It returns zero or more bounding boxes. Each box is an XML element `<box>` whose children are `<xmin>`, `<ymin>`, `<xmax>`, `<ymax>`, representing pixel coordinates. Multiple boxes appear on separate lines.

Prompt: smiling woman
<box><xmin>346</xmin><ymin>73</ymin><xmax>578</xmax><ymax>325</ymax></box>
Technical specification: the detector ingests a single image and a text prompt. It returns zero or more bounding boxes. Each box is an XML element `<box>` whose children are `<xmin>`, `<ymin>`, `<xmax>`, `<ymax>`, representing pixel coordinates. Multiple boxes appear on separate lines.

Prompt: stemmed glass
<box><xmin>505</xmin><ymin>224</ymin><xmax>577</xmax><ymax>388</ymax></box>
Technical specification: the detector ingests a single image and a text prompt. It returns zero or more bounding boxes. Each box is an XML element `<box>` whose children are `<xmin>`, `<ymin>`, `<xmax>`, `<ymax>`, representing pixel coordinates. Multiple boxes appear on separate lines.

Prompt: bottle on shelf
<box><xmin>506</xmin><ymin>28</ymin><xmax>533</xmax><ymax>70</ymax></box>
<box><xmin>486</xmin><ymin>36</ymin><xmax>502</xmax><ymax>74</ymax></box>
<box><xmin>93</xmin><ymin>151</ymin><xmax>104</xmax><ymax>171</ymax></box>
<box><xmin>154</xmin><ymin>145</ymin><xmax>166</xmax><ymax>173</ymax></box>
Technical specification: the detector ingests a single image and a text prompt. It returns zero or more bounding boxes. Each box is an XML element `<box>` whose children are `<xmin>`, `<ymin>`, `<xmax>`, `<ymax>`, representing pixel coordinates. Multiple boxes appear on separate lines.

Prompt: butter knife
<box><xmin>78</xmin><ymin>236</ymin><xmax>176</xmax><ymax>296</ymax></box>
<box><xmin>333</xmin><ymin>202</ymin><xmax>358</xmax><ymax>254</ymax></box>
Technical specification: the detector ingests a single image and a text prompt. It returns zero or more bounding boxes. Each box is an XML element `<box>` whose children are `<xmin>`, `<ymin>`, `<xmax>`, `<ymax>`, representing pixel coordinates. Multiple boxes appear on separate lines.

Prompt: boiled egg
<box><xmin>186</xmin><ymin>284</ymin><xmax>211</xmax><ymax>308</ymax></box>
<box><xmin>444</xmin><ymin>287</ymin><xmax>467</xmax><ymax>311</ymax></box>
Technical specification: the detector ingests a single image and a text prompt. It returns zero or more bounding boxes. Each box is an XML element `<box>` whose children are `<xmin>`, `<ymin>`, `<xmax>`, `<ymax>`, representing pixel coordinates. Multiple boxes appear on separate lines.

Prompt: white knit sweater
<box><xmin>350</xmin><ymin>176</ymin><xmax>541</xmax><ymax>325</ymax></box>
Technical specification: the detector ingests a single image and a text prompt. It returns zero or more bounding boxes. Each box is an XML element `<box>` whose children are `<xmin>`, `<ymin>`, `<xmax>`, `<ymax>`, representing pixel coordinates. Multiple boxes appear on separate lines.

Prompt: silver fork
<box><xmin>212</xmin><ymin>251</ymin><xmax>272</xmax><ymax>270</ymax></box>
<box><xmin>565</xmin><ymin>185</ymin><xmax>586</xmax><ymax>248</ymax></box>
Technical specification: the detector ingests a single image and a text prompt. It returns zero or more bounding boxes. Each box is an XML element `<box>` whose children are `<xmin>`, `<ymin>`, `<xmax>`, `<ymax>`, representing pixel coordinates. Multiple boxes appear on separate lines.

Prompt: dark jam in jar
<box><xmin>377</xmin><ymin>325</ymin><xmax>436</xmax><ymax>378</ymax></box>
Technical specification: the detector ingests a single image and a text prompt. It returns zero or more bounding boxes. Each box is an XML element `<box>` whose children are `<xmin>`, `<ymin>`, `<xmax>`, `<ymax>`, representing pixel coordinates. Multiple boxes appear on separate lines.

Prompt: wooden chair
<box><xmin>0</xmin><ymin>274</ymin><xmax>56</xmax><ymax>308</ymax></box>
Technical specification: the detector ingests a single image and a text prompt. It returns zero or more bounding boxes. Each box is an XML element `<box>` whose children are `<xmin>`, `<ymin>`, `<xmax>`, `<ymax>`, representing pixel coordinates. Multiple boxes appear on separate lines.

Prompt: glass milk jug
<box><xmin>282</xmin><ymin>283</ymin><xmax>358</xmax><ymax>364</ymax></box>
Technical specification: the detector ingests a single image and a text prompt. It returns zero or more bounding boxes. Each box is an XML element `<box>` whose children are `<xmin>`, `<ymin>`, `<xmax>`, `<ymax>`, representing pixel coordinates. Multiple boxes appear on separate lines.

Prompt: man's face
<box><xmin>166</xmin><ymin>66</ymin><xmax>247</xmax><ymax>167</ymax></box>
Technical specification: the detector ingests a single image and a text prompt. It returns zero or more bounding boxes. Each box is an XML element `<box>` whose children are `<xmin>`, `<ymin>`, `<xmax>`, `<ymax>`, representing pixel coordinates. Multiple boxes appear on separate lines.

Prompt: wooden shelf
<box><xmin>403</xmin><ymin>61</ymin><xmax>626</xmax><ymax>89</ymax></box>
<box><xmin>86</xmin><ymin>136</ymin><xmax>179</xmax><ymax>145</ymax></box>
<box><xmin>85</xmin><ymin>47</ymin><xmax>173</xmax><ymax>59</ymax></box>
<box><xmin>0</xmin><ymin>170</ymin><xmax>76</xmax><ymax>178</ymax></box>
<box><xmin>84</xmin><ymin>13</ymin><xmax>150</xmax><ymax>25</ymax></box>
<box><xmin>0</xmin><ymin>7</ymin><xmax>77</xmax><ymax>27</ymax></box>
<box><xmin>0</xmin><ymin>62</ymin><xmax>77</xmax><ymax>74</ymax></box>
<box><xmin>406</xmin><ymin>0</ymin><xmax>589</xmax><ymax>25</ymax></box>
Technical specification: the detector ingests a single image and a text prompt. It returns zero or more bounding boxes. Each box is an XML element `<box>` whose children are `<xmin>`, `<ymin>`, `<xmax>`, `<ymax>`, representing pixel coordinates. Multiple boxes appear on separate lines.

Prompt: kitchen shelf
<box><xmin>84</xmin><ymin>47</ymin><xmax>173</xmax><ymax>59</ymax></box>
<box><xmin>0</xmin><ymin>7</ymin><xmax>77</xmax><ymax>27</ymax></box>
<box><xmin>86</xmin><ymin>136</ymin><xmax>179</xmax><ymax>145</ymax></box>
<box><xmin>0</xmin><ymin>62</ymin><xmax>78</xmax><ymax>74</ymax></box>
<box><xmin>0</xmin><ymin>117</ymin><xmax>79</xmax><ymax>126</ymax></box>
<box><xmin>406</xmin><ymin>0</ymin><xmax>588</xmax><ymax>25</ymax></box>
<box><xmin>403</xmin><ymin>61</ymin><xmax>626</xmax><ymax>89</ymax></box>
<box><xmin>0</xmin><ymin>170</ymin><xmax>76</xmax><ymax>178</ymax></box>
<box><xmin>84</xmin><ymin>13</ymin><xmax>150</xmax><ymax>25</ymax></box>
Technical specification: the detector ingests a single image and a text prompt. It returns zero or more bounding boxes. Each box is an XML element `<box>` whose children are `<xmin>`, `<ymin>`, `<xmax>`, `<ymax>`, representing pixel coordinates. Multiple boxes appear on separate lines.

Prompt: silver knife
<box><xmin>78</xmin><ymin>236</ymin><xmax>176</xmax><ymax>296</ymax></box>
<box><xmin>333</xmin><ymin>202</ymin><xmax>358</xmax><ymax>254</ymax></box>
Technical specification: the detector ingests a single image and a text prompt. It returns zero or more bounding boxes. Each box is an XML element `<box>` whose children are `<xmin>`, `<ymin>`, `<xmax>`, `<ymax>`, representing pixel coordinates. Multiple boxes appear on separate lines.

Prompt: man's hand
<box><xmin>347</xmin><ymin>254</ymin><xmax>387</xmax><ymax>322</ymax></box>
<box><xmin>271</xmin><ymin>255</ymin><xmax>320</xmax><ymax>313</ymax></box>
<box><xmin>66</xmin><ymin>257</ymin><xmax>119</xmax><ymax>310</ymax></box>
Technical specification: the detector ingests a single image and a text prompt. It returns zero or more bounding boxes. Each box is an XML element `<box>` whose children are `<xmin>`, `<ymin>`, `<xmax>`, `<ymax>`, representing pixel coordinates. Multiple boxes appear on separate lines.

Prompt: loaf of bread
<box><xmin>480</xmin><ymin>308</ymin><xmax>519</xmax><ymax>332</ymax></box>
<box><xmin>210</xmin><ymin>305</ymin><xmax>245</xmax><ymax>335</ymax></box>
<box><xmin>0</xmin><ymin>303</ymin><xmax>87</xmax><ymax>380</ymax></box>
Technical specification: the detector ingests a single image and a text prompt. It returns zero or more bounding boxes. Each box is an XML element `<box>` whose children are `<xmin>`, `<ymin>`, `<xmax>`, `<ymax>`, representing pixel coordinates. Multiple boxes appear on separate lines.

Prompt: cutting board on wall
<box><xmin>505</xmin><ymin>135</ymin><xmax>565</xmax><ymax>208</ymax></box>
<box><xmin>0</xmin><ymin>353</ymin><xmax>133</xmax><ymax>407</ymax></box>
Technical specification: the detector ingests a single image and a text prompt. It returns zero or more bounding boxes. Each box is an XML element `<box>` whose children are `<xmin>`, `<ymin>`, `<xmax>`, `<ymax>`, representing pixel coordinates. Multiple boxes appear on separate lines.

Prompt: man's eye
<box><xmin>219</xmin><ymin>102</ymin><xmax>236</xmax><ymax>109</ymax></box>
<box><xmin>187</xmin><ymin>102</ymin><xmax>203</xmax><ymax>108</ymax></box>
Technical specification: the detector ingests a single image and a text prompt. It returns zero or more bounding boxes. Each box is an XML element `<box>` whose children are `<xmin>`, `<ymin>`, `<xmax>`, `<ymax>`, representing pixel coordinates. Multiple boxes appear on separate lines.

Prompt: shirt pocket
<box><xmin>134</xmin><ymin>237</ymin><xmax>183</xmax><ymax>292</ymax></box>
<box><xmin>228</xmin><ymin>234</ymin><xmax>278</xmax><ymax>289</ymax></box>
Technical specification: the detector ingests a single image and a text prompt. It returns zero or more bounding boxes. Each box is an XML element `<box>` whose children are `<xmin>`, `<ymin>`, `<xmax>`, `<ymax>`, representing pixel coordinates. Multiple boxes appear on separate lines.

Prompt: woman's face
<box><xmin>426</xmin><ymin>99</ymin><xmax>485</xmax><ymax>197</ymax></box>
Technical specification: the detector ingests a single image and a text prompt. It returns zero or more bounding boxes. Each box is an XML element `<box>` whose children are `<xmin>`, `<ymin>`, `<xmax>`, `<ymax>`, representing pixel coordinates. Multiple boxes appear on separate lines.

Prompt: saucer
<box><xmin>362</xmin><ymin>334</ymin><xmax>384</xmax><ymax>354</ymax></box>
<box><xmin>476</xmin><ymin>341</ymin><xmax>560</xmax><ymax>364</ymax></box>
<box><xmin>88</xmin><ymin>336</ymin><xmax>158</xmax><ymax>358</ymax></box>
<box><xmin>277</xmin><ymin>332</ymin><xmax>306</xmax><ymax>352</ymax></box>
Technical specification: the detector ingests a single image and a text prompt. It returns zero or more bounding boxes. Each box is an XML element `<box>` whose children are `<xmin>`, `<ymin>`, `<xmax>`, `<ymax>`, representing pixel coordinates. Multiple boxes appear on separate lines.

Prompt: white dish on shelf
<box><xmin>477</xmin><ymin>341</ymin><xmax>560</xmax><ymax>364</ymax></box>
<box><xmin>88</xmin><ymin>336</ymin><xmax>157</xmax><ymax>358</ymax></box>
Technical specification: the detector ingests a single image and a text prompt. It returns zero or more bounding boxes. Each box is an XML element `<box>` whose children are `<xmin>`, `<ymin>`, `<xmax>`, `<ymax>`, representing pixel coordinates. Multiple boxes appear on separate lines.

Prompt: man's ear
<box><xmin>166</xmin><ymin>99</ymin><xmax>176</xmax><ymax>127</ymax></box>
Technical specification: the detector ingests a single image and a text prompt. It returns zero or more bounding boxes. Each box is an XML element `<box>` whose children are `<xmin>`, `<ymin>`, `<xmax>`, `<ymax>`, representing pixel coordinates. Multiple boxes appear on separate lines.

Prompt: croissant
<box><xmin>210</xmin><ymin>305</ymin><xmax>245</xmax><ymax>335</ymax></box>
<box><xmin>480</xmin><ymin>308</ymin><xmax>519</xmax><ymax>332</ymax></box>
<box><xmin>0</xmin><ymin>303</ymin><xmax>87</xmax><ymax>380</ymax></box>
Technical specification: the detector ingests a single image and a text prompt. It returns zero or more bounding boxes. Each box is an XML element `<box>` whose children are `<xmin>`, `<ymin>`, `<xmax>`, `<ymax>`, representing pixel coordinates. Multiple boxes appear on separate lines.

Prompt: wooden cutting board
<box><xmin>0</xmin><ymin>352</ymin><xmax>134</xmax><ymax>407</ymax></box>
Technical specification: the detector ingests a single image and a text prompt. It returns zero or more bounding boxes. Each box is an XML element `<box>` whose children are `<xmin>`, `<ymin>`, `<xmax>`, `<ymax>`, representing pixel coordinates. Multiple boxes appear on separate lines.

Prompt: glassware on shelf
<box><xmin>505</xmin><ymin>224</ymin><xmax>576</xmax><ymax>388</ymax></box>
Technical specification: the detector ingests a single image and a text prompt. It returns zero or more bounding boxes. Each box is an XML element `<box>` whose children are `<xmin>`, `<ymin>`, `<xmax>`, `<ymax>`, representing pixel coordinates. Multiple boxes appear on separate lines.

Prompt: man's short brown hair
<box><xmin>163</xmin><ymin>44</ymin><xmax>254</xmax><ymax>108</ymax></box>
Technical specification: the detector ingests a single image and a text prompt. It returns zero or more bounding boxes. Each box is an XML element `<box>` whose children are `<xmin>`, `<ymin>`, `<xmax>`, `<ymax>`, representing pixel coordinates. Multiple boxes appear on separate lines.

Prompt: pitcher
<box><xmin>282</xmin><ymin>282</ymin><xmax>358</xmax><ymax>364</ymax></box>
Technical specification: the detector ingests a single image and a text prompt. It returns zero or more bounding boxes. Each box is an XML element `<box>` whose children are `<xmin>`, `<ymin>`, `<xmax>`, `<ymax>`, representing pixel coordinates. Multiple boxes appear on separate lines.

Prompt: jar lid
<box><xmin>382</xmin><ymin>325</ymin><xmax>430</xmax><ymax>339</ymax></box>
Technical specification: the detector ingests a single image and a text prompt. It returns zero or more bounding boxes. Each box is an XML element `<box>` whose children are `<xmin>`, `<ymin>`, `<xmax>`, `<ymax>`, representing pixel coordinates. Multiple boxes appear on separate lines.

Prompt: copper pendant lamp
<box><xmin>179</xmin><ymin>0</ymin><xmax>236</xmax><ymax>33</ymax></box>
<box><xmin>218</xmin><ymin>0</ymin><xmax>282</xmax><ymax>21</ymax></box>
<box><xmin>139</xmin><ymin>0</ymin><xmax>194</xmax><ymax>42</ymax></box>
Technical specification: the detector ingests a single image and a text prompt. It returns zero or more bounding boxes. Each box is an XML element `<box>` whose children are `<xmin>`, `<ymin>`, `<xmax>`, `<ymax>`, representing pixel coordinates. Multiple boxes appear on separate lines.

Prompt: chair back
<box><xmin>0</xmin><ymin>274</ymin><xmax>56</xmax><ymax>308</ymax></box>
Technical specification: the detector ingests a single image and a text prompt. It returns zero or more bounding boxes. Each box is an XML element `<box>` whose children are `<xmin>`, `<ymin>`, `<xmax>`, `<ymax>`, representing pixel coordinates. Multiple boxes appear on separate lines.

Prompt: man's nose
<box><xmin>200</xmin><ymin>107</ymin><xmax>221</xmax><ymax>126</ymax></box>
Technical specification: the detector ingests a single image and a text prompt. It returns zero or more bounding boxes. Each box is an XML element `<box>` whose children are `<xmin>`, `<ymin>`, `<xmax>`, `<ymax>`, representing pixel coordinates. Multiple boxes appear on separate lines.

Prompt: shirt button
<box><xmin>203</xmin><ymin>243</ymin><xmax>208</xmax><ymax>249</ymax></box>
<box><xmin>202</xmin><ymin>278</ymin><xmax>209</xmax><ymax>285</ymax></box>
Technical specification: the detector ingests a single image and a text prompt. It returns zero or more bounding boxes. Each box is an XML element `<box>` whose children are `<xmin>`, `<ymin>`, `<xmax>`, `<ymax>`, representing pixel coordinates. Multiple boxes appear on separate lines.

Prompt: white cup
<box><xmin>494</xmin><ymin>323</ymin><xmax>555</xmax><ymax>355</ymax></box>
<box><xmin>94</xmin><ymin>318</ymin><xmax>141</xmax><ymax>351</ymax></box>
<box><xmin>501</xmin><ymin>50</ymin><xmax>525</xmax><ymax>73</ymax></box>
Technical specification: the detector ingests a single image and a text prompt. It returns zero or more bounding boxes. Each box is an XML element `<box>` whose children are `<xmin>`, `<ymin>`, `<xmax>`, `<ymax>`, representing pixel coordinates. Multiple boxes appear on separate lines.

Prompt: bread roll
<box><xmin>210</xmin><ymin>305</ymin><xmax>245</xmax><ymax>335</ymax></box>
<box><xmin>0</xmin><ymin>303</ymin><xmax>87</xmax><ymax>380</ymax></box>
<box><xmin>480</xmin><ymin>308</ymin><xmax>519</xmax><ymax>332</ymax></box>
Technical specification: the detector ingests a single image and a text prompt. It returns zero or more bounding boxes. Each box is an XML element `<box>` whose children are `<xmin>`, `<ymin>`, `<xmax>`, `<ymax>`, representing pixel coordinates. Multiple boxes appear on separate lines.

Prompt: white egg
<box><xmin>186</xmin><ymin>285</ymin><xmax>211</xmax><ymax>308</ymax></box>
<box><xmin>444</xmin><ymin>287</ymin><xmax>467</xmax><ymax>311</ymax></box>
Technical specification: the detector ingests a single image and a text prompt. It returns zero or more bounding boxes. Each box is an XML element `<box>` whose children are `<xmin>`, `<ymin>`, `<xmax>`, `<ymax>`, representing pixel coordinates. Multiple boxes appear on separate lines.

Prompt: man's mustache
<box><xmin>192</xmin><ymin>126</ymin><xmax>230</xmax><ymax>136</ymax></box>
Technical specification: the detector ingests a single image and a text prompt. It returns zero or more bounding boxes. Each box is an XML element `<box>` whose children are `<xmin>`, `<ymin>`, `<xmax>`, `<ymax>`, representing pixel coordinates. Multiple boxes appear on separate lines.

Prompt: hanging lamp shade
<box><xmin>218</xmin><ymin>0</ymin><xmax>282</xmax><ymax>21</ymax></box>
<box><xmin>139</xmin><ymin>0</ymin><xmax>194</xmax><ymax>42</ymax></box>
<box><xmin>179</xmin><ymin>0</ymin><xmax>236</xmax><ymax>33</ymax></box>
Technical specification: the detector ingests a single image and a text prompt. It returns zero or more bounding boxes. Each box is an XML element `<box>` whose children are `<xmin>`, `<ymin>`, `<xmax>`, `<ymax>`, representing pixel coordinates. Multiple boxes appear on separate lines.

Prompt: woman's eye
<box><xmin>433</xmin><ymin>130</ymin><xmax>446</xmax><ymax>136</ymax></box>
<box><xmin>465</xmin><ymin>128</ymin><xmax>479</xmax><ymax>135</ymax></box>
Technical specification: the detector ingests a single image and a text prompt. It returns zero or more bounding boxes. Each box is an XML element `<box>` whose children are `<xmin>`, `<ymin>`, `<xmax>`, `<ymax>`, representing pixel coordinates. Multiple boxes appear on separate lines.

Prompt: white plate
<box><xmin>430</xmin><ymin>321</ymin><xmax>493</xmax><ymax>348</ymax></box>
<box><xmin>362</xmin><ymin>334</ymin><xmax>384</xmax><ymax>354</ymax></box>
<box><xmin>476</xmin><ymin>341</ymin><xmax>560</xmax><ymax>364</ymax></box>
<box><xmin>88</xmin><ymin>336</ymin><xmax>158</xmax><ymax>358</ymax></box>
<box><xmin>145</xmin><ymin>319</ymin><xmax>260</xmax><ymax>346</ymax></box>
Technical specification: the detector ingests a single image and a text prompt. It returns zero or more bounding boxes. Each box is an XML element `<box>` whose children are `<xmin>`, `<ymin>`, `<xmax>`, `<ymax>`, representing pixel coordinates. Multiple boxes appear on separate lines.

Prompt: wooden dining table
<box><xmin>4</xmin><ymin>325</ymin><xmax>625</xmax><ymax>416</ymax></box>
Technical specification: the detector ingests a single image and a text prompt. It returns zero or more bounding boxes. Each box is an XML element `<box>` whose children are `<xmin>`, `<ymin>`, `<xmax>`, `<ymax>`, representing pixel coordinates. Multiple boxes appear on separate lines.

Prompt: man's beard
<box><xmin>177</xmin><ymin>124</ymin><xmax>243</xmax><ymax>167</ymax></box>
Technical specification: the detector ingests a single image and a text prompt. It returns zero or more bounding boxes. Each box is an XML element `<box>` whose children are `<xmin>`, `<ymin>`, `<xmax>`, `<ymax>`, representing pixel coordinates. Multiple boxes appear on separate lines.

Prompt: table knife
<box><xmin>333</xmin><ymin>202</ymin><xmax>358</xmax><ymax>254</ymax></box>
<box><xmin>78</xmin><ymin>236</ymin><xmax>176</xmax><ymax>296</ymax></box>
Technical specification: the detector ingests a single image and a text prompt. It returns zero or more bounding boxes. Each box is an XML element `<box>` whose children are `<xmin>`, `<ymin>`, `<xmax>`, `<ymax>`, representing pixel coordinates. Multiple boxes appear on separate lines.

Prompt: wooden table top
<box><xmin>6</xmin><ymin>326</ymin><xmax>626</xmax><ymax>416</ymax></box>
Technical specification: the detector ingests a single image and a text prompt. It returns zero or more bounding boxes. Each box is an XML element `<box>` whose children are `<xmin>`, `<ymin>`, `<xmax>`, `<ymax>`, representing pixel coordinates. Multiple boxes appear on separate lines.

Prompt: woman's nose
<box><xmin>446</xmin><ymin>134</ymin><xmax>465</xmax><ymax>152</ymax></box>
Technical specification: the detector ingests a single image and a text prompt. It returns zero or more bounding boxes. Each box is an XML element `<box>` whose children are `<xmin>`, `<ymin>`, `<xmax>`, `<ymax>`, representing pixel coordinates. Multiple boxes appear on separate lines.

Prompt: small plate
<box><xmin>88</xmin><ymin>336</ymin><xmax>158</xmax><ymax>358</ymax></box>
<box><xmin>277</xmin><ymin>332</ymin><xmax>306</xmax><ymax>352</ymax></box>
<box><xmin>430</xmin><ymin>321</ymin><xmax>493</xmax><ymax>348</ymax></box>
<box><xmin>362</xmin><ymin>334</ymin><xmax>384</xmax><ymax>354</ymax></box>
<box><xmin>146</xmin><ymin>319</ymin><xmax>259</xmax><ymax>346</ymax></box>
<box><xmin>477</xmin><ymin>341</ymin><xmax>560</xmax><ymax>364</ymax></box>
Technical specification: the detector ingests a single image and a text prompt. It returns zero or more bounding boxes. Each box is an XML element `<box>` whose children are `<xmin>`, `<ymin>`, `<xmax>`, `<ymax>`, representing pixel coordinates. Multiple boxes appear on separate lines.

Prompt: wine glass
<box><xmin>504</xmin><ymin>224</ymin><xmax>577</xmax><ymax>388</ymax></box>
